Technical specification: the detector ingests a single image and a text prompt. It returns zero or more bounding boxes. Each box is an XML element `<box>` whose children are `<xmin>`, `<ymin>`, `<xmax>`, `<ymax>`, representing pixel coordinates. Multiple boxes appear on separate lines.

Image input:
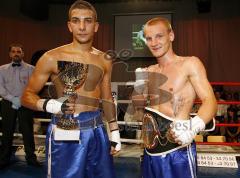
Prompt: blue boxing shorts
<box><xmin>46</xmin><ymin>110</ymin><xmax>116</xmax><ymax>178</ymax></box>
<box><xmin>142</xmin><ymin>107</ymin><xmax>197</xmax><ymax>178</ymax></box>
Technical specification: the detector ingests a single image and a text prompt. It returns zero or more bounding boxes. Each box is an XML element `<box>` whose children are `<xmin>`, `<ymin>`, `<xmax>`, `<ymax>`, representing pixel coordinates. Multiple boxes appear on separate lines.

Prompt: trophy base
<box><xmin>53</xmin><ymin>125</ymin><xmax>80</xmax><ymax>141</ymax></box>
<box><xmin>56</xmin><ymin>117</ymin><xmax>79</xmax><ymax>130</ymax></box>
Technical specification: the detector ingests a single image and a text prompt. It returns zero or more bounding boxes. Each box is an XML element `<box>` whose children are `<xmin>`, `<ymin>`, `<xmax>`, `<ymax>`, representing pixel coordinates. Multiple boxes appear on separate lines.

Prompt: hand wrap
<box><xmin>43</xmin><ymin>97</ymin><xmax>69</xmax><ymax>114</ymax></box>
<box><xmin>110</xmin><ymin>130</ymin><xmax>121</xmax><ymax>151</ymax></box>
<box><xmin>172</xmin><ymin>115</ymin><xmax>205</xmax><ymax>145</ymax></box>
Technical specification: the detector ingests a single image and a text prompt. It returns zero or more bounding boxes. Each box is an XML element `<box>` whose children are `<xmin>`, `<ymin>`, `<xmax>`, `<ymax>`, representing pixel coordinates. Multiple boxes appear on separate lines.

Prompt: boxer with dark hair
<box><xmin>21</xmin><ymin>1</ymin><xmax>120</xmax><ymax>178</ymax></box>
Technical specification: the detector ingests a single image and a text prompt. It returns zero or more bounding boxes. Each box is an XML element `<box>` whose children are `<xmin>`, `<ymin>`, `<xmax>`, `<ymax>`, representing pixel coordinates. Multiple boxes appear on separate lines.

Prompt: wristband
<box><xmin>43</xmin><ymin>99</ymin><xmax>50</xmax><ymax>112</ymax></box>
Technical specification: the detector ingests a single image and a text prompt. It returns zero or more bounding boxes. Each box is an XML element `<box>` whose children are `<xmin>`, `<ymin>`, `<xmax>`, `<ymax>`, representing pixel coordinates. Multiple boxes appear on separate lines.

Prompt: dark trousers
<box><xmin>0</xmin><ymin>99</ymin><xmax>36</xmax><ymax>163</ymax></box>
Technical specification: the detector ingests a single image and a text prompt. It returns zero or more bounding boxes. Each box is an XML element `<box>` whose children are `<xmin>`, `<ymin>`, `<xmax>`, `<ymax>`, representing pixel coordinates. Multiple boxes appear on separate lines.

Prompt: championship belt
<box><xmin>142</xmin><ymin>108</ymin><xmax>180</xmax><ymax>154</ymax></box>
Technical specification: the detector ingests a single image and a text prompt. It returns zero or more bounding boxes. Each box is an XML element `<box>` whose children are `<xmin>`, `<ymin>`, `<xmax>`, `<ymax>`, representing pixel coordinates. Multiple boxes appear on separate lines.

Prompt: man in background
<box><xmin>0</xmin><ymin>43</ymin><xmax>40</xmax><ymax>169</ymax></box>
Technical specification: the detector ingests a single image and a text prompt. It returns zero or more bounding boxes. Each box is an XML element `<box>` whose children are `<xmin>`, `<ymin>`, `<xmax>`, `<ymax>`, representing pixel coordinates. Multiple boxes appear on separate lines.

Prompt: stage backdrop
<box><xmin>0</xmin><ymin>0</ymin><xmax>239</xmax><ymax>82</ymax></box>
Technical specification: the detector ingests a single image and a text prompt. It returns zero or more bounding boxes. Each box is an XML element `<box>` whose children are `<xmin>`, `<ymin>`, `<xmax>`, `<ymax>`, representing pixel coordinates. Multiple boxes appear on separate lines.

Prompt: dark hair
<box><xmin>227</xmin><ymin>106</ymin><xmax>238</xmax><ymax>122</ymax></box>
<box><xmin>31</xmin><ymin>49</ymin><xmax>48</xmax><ymax>66</ymax></box>
<box><xmin>9</xmin><ymin>43</ymin><xmax>24</xmax><ymax>52</ymax></box>
<box><xmin>68</xmin><ymin>0</ymin><xmax>97</xmax><ymax>21</ymax></box>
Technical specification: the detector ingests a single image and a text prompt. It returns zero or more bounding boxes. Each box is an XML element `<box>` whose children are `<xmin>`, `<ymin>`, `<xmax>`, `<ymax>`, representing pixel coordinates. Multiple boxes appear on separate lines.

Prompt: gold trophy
<box><xmin>56</xmin><ymin>61</ymin><xmax>88</xmax><ymax>130</ymax></box>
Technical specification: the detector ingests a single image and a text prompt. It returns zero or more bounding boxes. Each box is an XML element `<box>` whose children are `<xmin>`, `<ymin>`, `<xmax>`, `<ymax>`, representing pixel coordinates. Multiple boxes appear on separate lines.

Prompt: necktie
<box><xmin>12</xmin><ymin>63</ymin><xmax>21</xmax><ymax>67</ymax></box>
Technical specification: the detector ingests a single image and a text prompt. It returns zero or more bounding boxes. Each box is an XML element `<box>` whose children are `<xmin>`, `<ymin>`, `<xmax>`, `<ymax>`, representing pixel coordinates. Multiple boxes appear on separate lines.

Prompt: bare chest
<box><xmin>148</xmin><ymin>67</ymin><xmax>188</xmax><ymax>94</ymax></box>
<box><xmin>51</xmin><ymin>57</ymin><xmax>104</xmax><ymax>95</ymax></box>
<box><xmin>148</xmin><ymin>65</ymin><xmax>197</xmax><ymax>117</ymax></box>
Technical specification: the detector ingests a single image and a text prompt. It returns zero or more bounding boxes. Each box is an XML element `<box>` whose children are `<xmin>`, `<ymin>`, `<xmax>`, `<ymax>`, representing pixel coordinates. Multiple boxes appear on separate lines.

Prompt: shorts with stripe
<box><xmin>142</xmin><ymin>143</ymin><xmax>197</xmax><ymax>178</ymax></box>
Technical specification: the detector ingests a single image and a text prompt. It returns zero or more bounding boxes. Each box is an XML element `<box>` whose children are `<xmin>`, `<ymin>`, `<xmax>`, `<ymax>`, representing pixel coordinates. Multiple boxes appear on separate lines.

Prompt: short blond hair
<box><xmin>144</xmin><ymin>17</ymin><xmax>172</xmax><ymax>33</ymax></box>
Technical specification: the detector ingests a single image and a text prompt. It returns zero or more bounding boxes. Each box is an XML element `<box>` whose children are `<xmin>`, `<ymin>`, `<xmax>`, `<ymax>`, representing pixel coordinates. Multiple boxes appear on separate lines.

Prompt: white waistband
<box><xmin>145</xmin><ymin>107</ymin><xmax>174</xmax><ymax>122</ymax></box>
<box><xmin>145</xmin><ymin>143</ymin><xmax>190</xmax><ymax>156</ymax></box>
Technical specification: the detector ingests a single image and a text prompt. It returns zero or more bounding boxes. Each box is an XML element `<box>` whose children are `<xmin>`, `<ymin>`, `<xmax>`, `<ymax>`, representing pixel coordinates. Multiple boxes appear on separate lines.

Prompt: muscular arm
<box><xmin>100</xmin><ymin>57</ymin><xmax>121</xmax><ymax>153</ymax></box>
<box><xmin>100</xmin><ymin>58</ymin><xmax>118</xmax><ymax>131</ymax></box>
<box><xmin>188</xmin><ymin>57</ymin><xmax>217</xmax><ymax>124</ymax></box>
<box><xmin>21</xmin><ymin>53</ymin><xmax>54</xmax><ymax>111</ymax></box>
